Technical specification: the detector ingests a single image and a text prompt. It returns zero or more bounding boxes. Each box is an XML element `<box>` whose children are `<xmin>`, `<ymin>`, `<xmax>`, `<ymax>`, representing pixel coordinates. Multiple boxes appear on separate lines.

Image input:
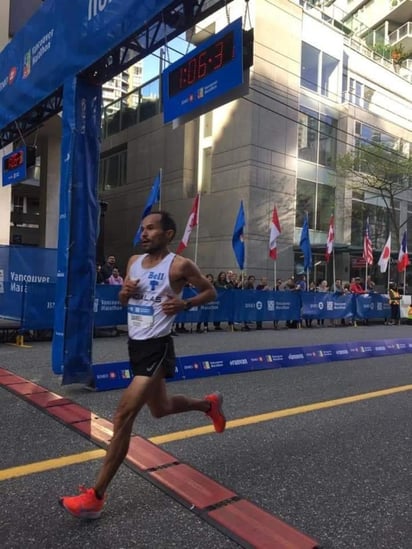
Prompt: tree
<box><xmin>336</xmin><ymin>141</ymin><xmax>412</xmax><ymax>249</ymax></box>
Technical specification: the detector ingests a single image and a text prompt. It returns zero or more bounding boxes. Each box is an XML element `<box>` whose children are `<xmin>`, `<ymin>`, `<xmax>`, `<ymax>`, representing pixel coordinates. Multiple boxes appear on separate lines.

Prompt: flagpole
<box><xmin>158</xmin><ymin>168</ymin><xmax>162</xmax><ymax>210</ymax></box>
<box><xmin>332</xmin><ymin>249</ymin><xmax>336</xmax><ymax>288</ymax></box>
<box><xmin>194</xmin><ymin>193</ymin><xmax>200</xmax><ymax>265</ymax></box>
<box><xmin>387</xmin><ymin>258</ymin><xmax>390</xmax><ymax>291</ymax></box>
<box><xmin>274</xmin><ymin>261</ymin><xmax>276</xmax><ymax>290</ymax></box>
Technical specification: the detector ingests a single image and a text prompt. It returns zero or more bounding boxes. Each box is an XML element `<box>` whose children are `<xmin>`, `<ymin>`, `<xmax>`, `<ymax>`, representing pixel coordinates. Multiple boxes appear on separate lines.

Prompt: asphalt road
<box><xmin>0</xmin><ymin>323</ymin><xmax>411</xmax><ymax>548</ymax></box>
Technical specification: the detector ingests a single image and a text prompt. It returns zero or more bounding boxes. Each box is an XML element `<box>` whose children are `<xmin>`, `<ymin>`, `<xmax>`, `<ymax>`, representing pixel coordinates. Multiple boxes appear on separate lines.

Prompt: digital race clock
<box><xmin>4</xmin><ymin>150</ymin><xmax>24</xmax><ymax>171</ymax></box>
<box><xmin>162</xmin><ymin>18</ymin><xmax>244</xmax><ymax>123</ymax></box>
<box><xmin>2</xmin><ymin>146</ymin><xmax>27</xmax><ymax>186</ymax></box>
<box><xmin>168</xmin><ymin>30</ymin><xmax>235</xmax><ymax>98</ymax></box>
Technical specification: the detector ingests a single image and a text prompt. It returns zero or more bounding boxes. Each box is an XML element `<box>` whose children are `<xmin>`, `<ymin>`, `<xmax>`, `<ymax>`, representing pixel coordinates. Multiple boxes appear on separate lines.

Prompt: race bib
<box><xmin>128</xmin><ymin>304</ymin><xmax>154</xmax><ymax>328</ymax></box>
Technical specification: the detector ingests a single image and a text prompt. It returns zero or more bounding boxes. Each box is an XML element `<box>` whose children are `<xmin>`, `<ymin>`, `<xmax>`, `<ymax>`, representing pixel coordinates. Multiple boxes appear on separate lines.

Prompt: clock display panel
<box><xmin>162</xmin><ymin>18</ymin><xmax>244</xmax><ymax>124</ymax></box>
<box><xmin>2</xmin><ymin>146</ymin><xmax>27</xmax><ymax>186</ymax></box>
<box><xmin>4</xmin><ymin>150</ymin><xmax>24</xmax><ymax>171</ymax></box>
<box><xmin>168</xmin><ymin>30</ymin><xmax>234</xmax><ymax>98</ymax></box>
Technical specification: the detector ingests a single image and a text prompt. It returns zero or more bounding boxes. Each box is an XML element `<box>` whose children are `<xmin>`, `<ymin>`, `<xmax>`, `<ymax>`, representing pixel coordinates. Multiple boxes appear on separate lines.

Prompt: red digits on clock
<box><xmin>214</xmin><ymin>41</ymin><xmax>224</xmax><ymax>69</ymax></box>
<box><xmin>187</xmin><ymin>58</ymin><xmax>196</xmax><ymax>85</ymax></box>
<box><xmin>198</xmin><ymin>51</ymin><xmax>207</xmax><ymax>79</ymax></box>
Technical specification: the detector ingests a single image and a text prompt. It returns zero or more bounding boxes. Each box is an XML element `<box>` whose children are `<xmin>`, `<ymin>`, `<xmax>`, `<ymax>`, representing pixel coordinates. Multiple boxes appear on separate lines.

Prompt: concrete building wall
<box><xmin>41</xmin><ymin>116</ymin><xmax>62</xmax><ymax>249</ymax></box>
<box><xmin>100</xmin><ymin>0</ymin><xmax>303</xmax><ymax>280</ymax></box>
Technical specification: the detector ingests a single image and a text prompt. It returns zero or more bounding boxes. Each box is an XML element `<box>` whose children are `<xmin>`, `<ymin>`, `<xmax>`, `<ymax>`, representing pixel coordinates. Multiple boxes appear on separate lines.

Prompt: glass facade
<box><xmin>298</xmin><ymin>107</ymin><xmax>337</xmax><ymax>168</ymax></box>
<box><xmin>296</xmin><ymin>179</ymin><xmax>335</xmax><ymax>232</ymax></box>
<box><xmin>101</xmin><ymin>77</ymin><xmax>161</xmax><ymax>138</ymax></box>
<box><xmin>301</xmin><ymin>42</ymin><xmax>339</xmax><ymax>100</ymax></box>
<box><xmin>99</xmin><ymin>148</ymin><xmax>127</xmax><ymax>192</ymax></box>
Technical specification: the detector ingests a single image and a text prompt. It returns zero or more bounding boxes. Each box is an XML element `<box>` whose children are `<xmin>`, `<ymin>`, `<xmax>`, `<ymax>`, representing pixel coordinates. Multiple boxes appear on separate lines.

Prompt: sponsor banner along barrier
<box><xmin>1</xmin><ymin>284</ymin><xmax>410</xmax><ymax>331</ymax></box>
<box><xmin>91</xmin><ymin>338</ymin><xmax>412</xmax><ymax>391</ymax></box>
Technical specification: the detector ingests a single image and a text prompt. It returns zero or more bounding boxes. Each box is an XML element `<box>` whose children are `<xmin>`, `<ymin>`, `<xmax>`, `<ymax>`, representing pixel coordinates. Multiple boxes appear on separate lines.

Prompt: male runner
<box><xmin>60</xmin><ymin>211</ymin><xmax>225</xmax><ymax>519</ymax></box>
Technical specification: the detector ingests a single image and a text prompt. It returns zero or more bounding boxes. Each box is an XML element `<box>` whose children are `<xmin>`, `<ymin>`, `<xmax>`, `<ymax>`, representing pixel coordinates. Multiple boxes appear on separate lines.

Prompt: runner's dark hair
<box><xmin>151</xmin><ymin>210</ymin><xmax>177</xmax><ymax>240</ymax></box>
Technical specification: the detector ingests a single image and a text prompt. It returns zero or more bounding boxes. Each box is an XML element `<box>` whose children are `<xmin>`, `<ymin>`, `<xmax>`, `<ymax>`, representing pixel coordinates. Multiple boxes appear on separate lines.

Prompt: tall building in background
<box><xmin>102</xmin><ymin>62</ymin><xmax>143</xmax><ymax>116</ymax></box>
<box><xmin>97</xmin><ymin>0</ymin><xmax>412</xmax><ymax>286</ymax></box>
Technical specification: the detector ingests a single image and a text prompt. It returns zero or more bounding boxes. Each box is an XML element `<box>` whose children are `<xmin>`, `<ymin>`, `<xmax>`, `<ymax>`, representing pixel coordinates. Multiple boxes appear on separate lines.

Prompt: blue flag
<box><xmin>299</xmin><ymin>213</ymin><xmax>312</xmax><ymax>271</ymax></box>
<box><xmin>133</xmin><ymin>173</ymin><xmax>161</xmax><ymax>245</ymax></box>
<box><xmin>232</xmin><ymin>201</ymin><xmax>246</xmax><ymax>270</ymax></box>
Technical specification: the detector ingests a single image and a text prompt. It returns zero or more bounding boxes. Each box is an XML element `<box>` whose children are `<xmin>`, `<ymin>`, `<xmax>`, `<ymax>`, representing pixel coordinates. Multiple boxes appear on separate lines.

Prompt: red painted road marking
<box><xmin>0</xmin><ymin>367</ymin><xmax>319</xmax><ymax>548</ymax></box>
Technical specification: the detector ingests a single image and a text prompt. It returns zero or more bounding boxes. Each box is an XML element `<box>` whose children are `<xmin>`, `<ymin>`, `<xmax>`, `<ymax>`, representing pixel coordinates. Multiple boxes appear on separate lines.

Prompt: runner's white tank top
<box><xmin>127</xmin><ymin>253</ymin><xmax>181</xmax><ymax>340</ymax></box>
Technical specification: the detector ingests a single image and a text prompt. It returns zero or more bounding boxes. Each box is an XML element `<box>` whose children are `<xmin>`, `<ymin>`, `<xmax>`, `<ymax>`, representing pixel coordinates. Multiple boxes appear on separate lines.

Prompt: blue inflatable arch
<box><xmin>0</xmin><ymin>0</ymin><xmax>233</xmax><ymax>383</ymax></box>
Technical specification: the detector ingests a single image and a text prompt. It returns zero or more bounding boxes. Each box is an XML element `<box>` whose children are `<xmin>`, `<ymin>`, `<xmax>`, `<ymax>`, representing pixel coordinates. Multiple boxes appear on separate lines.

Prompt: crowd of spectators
<box><xmin>95</xmin><ymin>260</ymin><xmax>404</xmax><ymax>333</ymax></box>
<box><xmin>171</xmin><ymin>271</ymin><xmax>406</xmax><ymax>334</ymax></box>
<box><xmin>96</xmin><ymin>255</ymin><xmax>124</xmax><ymax>286</ymax></box>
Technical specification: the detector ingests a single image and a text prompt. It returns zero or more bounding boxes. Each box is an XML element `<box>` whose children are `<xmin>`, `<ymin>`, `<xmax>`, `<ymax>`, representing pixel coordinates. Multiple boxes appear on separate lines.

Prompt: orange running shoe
<box><xmin>59</xmin><ymin>486</ymin><xmax>105</xmax><ymax>519</ymax></box>
<box><xmin>205</xmin><ymin>392</ymin><xmax>226</xmax><ymax>433</ymax></box>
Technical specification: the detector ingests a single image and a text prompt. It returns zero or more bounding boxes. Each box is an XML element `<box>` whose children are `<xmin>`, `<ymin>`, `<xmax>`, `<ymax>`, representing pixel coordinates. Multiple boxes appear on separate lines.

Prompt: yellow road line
<box><xmin>0</xmin><ymin>449</ymin><xmax>106</xmax><ymax>481</ymax></box>
<box><xmin>0</xmin><ymin>384</ymin><xmax>410</xmax><ymax>481</ymax></box>
<box><xmin>149</xmin><ymin>384</ymin><xmax>412</xmax><ymax>445</ymax></box>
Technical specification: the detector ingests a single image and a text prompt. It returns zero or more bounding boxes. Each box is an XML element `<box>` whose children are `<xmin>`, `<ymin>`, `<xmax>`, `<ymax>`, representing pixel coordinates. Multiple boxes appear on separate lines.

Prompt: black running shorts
<box><xmin>127</xmin><ymin>335</ymin><xmax>176</xmax><ymax>378</ymax></box>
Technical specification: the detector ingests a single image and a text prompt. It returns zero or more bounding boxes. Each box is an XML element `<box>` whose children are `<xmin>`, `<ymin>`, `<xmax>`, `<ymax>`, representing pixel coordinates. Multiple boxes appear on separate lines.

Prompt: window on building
<box><xmin>99</xmin><ymin>148</ymin><xmax>127</xmax><ymax>191</ymax></box>
<box><xmin>351</xmin><ymin>195</ymin><xmax>399</xmax><ymax>249</ymax></box>
<box><xmin>301</xmin><ymin>42</ymin><xmax>339</xmax><ymax>99</ymax></box>
<box><xmin>296</xmin><ymin>179</ymin><xmax>335</xmax><ymax>232</ymax></box>
<box><xmin>301</xmin><ymin>43</ymin><xmax>319</xmax><ymax>93</ymax></box>
<box><xmin>298</xmin><ymin>107</ymin><xmax>337</xmax><ymax>168</ymax></box>
<box><xmin>345</xmin><ymin>78</ymin><xmax>375</xmax><ymax>110</ymax></box>
<box><xmin>354</xmin><ymin>121</ymin><xmax>409</xmax><ymax>173</ymax></box>
<box><xmin>321</xmin><ymin>53</ymin><xmax>339</xmax><ymax>97</ymax></box>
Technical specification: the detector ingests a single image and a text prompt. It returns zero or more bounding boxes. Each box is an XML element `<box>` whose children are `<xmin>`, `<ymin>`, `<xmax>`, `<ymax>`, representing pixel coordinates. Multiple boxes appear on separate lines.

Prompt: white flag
<box><xmin>377</xmin><ymin>233</ymin><xmax>391</xmax><ymax>273</ymax></box>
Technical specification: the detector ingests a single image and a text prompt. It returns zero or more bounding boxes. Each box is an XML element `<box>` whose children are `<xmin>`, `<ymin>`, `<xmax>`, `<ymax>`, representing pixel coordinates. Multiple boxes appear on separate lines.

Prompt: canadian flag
<box><xmin>397</xmin><ymin>230</ymin><xmax>410</xmax><ymax>272</ymax></box>
<box><xmin>176</xmin><ymin>193</ymin><xmax>200</xmax><ymax>255</ymax></box>
<box><xmin>377</xmin><ymin>233</ymin><xmax>391</xmax><ymax>273</ymax></box>
<box><xmin>325</xmin><ymin>215</ymin><xmax>334</xmax><ymax>262</ymax></box>
<box><xmin>269</xmin><ymin>206</ymin><xmax>281</xmax><ymax>259</ymax></box>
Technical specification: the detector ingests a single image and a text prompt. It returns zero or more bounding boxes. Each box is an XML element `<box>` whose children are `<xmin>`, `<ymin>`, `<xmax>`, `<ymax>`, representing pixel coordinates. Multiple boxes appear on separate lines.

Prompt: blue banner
<box><xmin>22</xmin><ymin>283</ymin><xmax>55</xmax><ymax>330</ymax></box>
<box><xmin>52</xmin><ymin>77</ymin><xmax>102</xmax><ymax>384</ymax></box>
<box><xmin>354</xmin><ymin>293</ymin><xmax>391</xmax><ymax>320</ymax></box>
<box><xmin>0</xmin><ymin>0</ymin><xmax>173</xmax><ymax>130</ymax></box>
<box><xmin>94</xmin><ymin>286</ymin><xmax>127</xmax><ymax>327</ymax></box>
<box><xmin>231</xmin><ymin>290</ymin><xmax>302</xmax><ymax>322</ymax></box>
<box><xmin>175</xmin><ymin>290</ymin><xmax>302</xmax><ymax>323</ymax></box>
<box><xmin>2</xmin><ymin>275</ymin><xmax>395</xmax><ymax>332</ymax></box>
<box><xmin>91</xmin><ymin>338</ymin><xmax>412</xmax><ymax>390</ymax></box>
<box><xmin>301</xmin><ymin>292</ymin><xmax>354</xmax><ymax>320</ymax></box>
<box><xmin>0</xmin><ymin>244</ymin><xmax>57</xmax><ymax>284</ymax></box>
<box><xmin>22</xmin><ymin>284</ymin><xmax>126</xmax><ymax>330</ymax></box>
<box><xmin>0</xmin><ymin>282</ymin><xmax>25</xmax><ymax>321</ymax></box>
<box><xmin>0</xmin><ymin>245</ymin><xmax>57</xmax><ymax>321</ymax></box>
